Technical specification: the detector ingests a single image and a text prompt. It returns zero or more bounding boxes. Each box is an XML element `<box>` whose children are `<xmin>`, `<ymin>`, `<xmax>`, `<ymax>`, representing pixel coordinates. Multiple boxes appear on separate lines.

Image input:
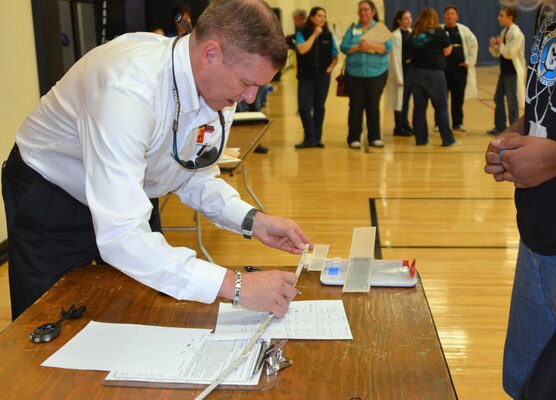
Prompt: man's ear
<box><xmin>200</xmin><ymin>40</ymin><xmax>223</xmax><ymax>69</ymax></box>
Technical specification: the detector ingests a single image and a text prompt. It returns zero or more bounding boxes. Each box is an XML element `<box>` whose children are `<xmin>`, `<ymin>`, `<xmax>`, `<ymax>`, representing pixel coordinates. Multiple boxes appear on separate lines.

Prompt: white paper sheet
<box><xmin>214</xmin><ymin>300</ymin><xmax>353</xmax><ymax>340</ymax></box>
<box><xmin>42</xmin><ymin>321</ymin><xmax>211</xmax><ymax>372</ymax></box>
<box><xmin>42</xmin><ymin>321</ymin><xmax>264</xmax><ymax>385</ymax></box>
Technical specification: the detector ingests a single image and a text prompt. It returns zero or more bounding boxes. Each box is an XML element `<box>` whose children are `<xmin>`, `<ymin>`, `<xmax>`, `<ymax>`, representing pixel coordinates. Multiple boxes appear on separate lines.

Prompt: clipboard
<box><xmin>361</xmin><ymin>21</ymin><xmax>392</xmax><ymax>44</ymax></box>
<box><xmin>101</xmin><ymin>371</ymin><xmax>277</xmax><ymax>391</ymax></box>
<box><xmin>232</xmin><ymin>111</ymin><xmax>269</xmax><ymax>125</ymax></box>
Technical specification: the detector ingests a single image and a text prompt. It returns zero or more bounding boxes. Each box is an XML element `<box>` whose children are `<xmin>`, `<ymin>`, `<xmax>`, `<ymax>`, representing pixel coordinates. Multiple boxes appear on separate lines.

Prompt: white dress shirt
<box><xmin>16</xmin><ymin>33</ymin><xmax>254</xmax><ymax>304</ymax></box>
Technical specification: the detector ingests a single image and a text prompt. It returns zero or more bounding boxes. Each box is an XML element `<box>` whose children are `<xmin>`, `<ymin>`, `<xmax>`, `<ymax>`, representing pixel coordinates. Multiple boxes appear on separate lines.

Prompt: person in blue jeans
<box><xmin>484</xmin><ymin>3</ymin><xmax>556</xmax><ymax>398</ymax></box>
<box><xmin>407</xmin><ymin>7</ymin><xmax>459</xmax><ymax>147</ymax></box>
<box><xmin>294</xmin><ymin>6</ymin><xmax>338</xmax><ymax>149</ymax></box>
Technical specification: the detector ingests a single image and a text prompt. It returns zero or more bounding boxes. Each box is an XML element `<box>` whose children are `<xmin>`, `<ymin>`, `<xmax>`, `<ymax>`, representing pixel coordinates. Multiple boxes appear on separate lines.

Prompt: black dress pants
<box><xmin>2</xmin><ymin>145</ymin><xmax>161</xmax><ymax>320</ymax></box>
<box><xmin>445</xmin><ymin>65</ymin><xmax>468</xmax><ymax>128</ymax></box>
<box><xmin>345</xmin><ymin>71</ymin><xmax>388</xmax><ymax>144</ymax></box>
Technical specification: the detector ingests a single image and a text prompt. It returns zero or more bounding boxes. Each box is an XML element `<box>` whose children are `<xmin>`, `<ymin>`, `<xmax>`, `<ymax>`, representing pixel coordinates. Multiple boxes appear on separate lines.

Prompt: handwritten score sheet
<box><xmin>214</xmin><ymin>300</ymin><xmax>352</xmax><ymax>340</ymax></box>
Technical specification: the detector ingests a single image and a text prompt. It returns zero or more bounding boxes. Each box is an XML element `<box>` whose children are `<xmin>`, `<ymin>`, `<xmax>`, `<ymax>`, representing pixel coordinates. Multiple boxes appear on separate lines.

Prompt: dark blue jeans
<box><xmin>503</xmin><ymin>241</ymin><xmax>556</xmax><ymax>399</ymax></box>
<box><xmin>494</xmin><ymin>74</ymin><xmax>519</xmax><ymax>131</ymax></box>
<box><xmin>409</xmin><ymin>68</ymin><xmax>455</xmax><ymax>146</ymax></box>
<box><xmin>394</xmin><ymin>71</ymin><xmax>412</xmax><ymax>130</ymax></box>
<box><xmin>297</xmin><ymin>74</ymin><xmax>331</xmax><ymax>145</ymax></box>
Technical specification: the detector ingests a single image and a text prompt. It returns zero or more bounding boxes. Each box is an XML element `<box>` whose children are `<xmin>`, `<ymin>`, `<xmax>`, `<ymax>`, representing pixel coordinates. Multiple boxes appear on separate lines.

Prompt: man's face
<box><xmin>498</xmin><ymin>10</ymin><xmax>513</xmax><ymax>27</ymax></box>
<box><xmin>294</xmin><ymin>15</ymin><xmax>306</xmax><ymax>28</ymax></box>
<box><xmin>444</xmin><ymin>8</ymin><xmax>459</xmax><ymax>27</ymax></box>
<box><xmin>199</xmin><ymin>50</ymin><xmax>277</xmax><ymax>111</ymax></box>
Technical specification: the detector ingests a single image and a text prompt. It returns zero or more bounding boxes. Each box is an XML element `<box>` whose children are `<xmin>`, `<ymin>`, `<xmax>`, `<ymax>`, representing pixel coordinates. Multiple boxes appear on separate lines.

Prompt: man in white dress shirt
<box><xmin>2</xmin><ymin>0</ymin><xmax>311</xmax><ymax>320</ymax></box>
<box><xmin>487</xmin><ymin>5</ymin><xmax>526</xmax><ymax>135</ymax></box>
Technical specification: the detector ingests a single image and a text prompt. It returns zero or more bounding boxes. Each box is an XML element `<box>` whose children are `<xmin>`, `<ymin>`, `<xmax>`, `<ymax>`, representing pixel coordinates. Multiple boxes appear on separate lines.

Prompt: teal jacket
<box><xmin>340</xmin><ymin>21</ymin><xmax>392</xmax><ymax>77</ymax></box>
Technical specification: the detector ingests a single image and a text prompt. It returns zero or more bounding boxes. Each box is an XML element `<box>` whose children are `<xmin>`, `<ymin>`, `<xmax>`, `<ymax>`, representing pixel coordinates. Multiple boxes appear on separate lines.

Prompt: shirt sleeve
<box><xmin>78</xmin><ymin>87</ymin><xmax>229</xmax><ymax>305</ymax></box>
<box><xmin>295</xmin><ymin>31</ymin><xmax>305</xmax><ymax>45</ymax></box>
<box><xmin>384</xmin><ymin>38</ymin><xmax>393</xmax><ymax>54</ymax></box>
<box><xmin>331</xmin><ymin>35</ymin><xmax>339</xmax><ymax>57</ymax></box>
<box><xmin>340</xmin><ymin>25</ymin><xmax>355</xmax><ymax>54</ymax></box>
<box><xmin>499</xmin><ymin>27</ymin><xmax>524</xmax><ymax>60</ymax></box>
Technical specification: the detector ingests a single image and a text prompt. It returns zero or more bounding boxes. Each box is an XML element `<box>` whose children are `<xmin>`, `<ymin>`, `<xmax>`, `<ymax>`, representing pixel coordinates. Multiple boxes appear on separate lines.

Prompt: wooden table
<box><xmin>0</xmin><ymin>265</ymin><xmax>456</xmax><ymax>399</ymax></box>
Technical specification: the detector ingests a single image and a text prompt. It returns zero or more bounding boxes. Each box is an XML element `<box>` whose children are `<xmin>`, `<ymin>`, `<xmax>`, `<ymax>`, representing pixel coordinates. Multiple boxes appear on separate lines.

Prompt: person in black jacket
<box><xmin>294</xmin><ymin>6</ymin><xmax>338</xmax><ymax>149</ymax></box>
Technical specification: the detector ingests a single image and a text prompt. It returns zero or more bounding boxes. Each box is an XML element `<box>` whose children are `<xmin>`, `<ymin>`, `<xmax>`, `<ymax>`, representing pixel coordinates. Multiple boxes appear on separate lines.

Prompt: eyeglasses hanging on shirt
<box><xmin>170</xmin><ymin>35</ymin><xmax>226</xmax><ymax>170</ymax></box>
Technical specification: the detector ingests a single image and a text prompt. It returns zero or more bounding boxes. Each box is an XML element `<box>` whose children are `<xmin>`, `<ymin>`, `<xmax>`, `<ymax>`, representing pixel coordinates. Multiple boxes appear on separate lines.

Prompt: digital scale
<box><xmin>319</xmin><ymin>258</ymin><xmax>417</xmax><ymax>287</ymax></box>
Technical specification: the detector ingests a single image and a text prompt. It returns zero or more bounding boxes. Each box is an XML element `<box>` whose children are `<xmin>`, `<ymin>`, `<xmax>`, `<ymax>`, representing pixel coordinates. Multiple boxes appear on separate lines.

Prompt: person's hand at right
<box><xmin>218</xmin><ymin>269</ymin><xmax>298</xmax><ymax>317</ymax></box>
<box><xmin>486</xmin><ymin>135</ymin><xmax>556</xmax><ymax>188</ymax></box>
<box><xmin>484</xmin><ymin>131</ymin><xmax>522</xmax><ymax>182</ymax></box>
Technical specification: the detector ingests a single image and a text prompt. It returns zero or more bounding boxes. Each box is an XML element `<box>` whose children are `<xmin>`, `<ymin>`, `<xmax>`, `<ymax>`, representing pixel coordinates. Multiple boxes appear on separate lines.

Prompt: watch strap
<box><xmin>241</xmin><ymin>208</ymin><xmax>258</xmax><ymax>239</ymax></box>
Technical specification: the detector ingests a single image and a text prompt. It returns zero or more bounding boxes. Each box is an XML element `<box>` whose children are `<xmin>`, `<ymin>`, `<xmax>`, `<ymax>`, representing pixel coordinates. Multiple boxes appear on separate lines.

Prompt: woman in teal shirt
<box><xmin>340</xmin><ymin>0</ymin><xmax>391</xmax><ymax>149</ymax></box>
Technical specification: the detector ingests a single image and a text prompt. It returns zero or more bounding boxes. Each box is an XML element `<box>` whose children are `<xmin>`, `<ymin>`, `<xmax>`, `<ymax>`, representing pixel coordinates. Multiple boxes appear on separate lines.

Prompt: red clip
<box><xmin>409</xmin><ymin>259</ymin><xmax>416</xmax><ymax>278</ymax></box>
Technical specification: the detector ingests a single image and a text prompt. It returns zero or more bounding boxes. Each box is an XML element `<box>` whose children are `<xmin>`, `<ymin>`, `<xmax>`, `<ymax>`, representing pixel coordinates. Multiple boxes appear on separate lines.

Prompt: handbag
<box><xmin>336</xmin><ymin>62</ymin><xmax>348</xmax><ymax>97</ymax></box>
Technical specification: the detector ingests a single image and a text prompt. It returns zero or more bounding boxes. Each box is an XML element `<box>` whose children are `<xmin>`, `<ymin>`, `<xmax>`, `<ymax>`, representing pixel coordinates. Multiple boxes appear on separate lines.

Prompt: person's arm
<box><xmin>440</xmin><ymin>28</ymin><xmax>452</xmax><ymax>56</ymax></box>
<box><xmin>365</xmin><ymin>41</ymin><xmax>386</xmax><ymax>54</ymax></box>
<box><xmin>340</xmin><ymin>25</ymin><xmax>363</xmax><ymax>55</ymax></box>
<box><xmin>462</xmin><ymin>25</ymin><xmax>479</xmax><ymax>68</ymax></box>
<box><xmin>499</xmin><ymin>25</ymin><xmax>524</xmax><ymax>60</ymax></box>
<box><xmin>296</xmin><ymin>27</ymin><xmax>322</xmax><ymax>55</ymax></box>
<box><xmin>326</xmin><ymin>37</ymin><xmax>339</xmax><ymax>74</ymax></box>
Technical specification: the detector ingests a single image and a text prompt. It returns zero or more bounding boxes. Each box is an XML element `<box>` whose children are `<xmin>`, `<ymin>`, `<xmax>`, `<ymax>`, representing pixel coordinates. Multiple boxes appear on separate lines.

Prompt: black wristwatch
<box><xmin>241</xmin><ymin>208</ymin><xmax>258</xmax><ymax>239</ymax></box>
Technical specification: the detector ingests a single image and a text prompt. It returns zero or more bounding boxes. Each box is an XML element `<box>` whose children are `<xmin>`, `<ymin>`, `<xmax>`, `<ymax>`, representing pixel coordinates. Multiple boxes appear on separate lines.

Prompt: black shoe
<box><xmin>394</xmin><ymin>128</ymin><xmax>412</xmax><ymax>137</ymax></box>
<box><xmin>316</xmin><ymin>142</ymin><xmax>325</xmax><ymax>148</ymax></box>
<box><xmin>486</xmin><ymin>128</ymin><xmax>502</xmax><ymax>136</ymax></box>
<box><xmin>254</xmin><ymin>144</ymin><xmax>269</xmax><ymax>154</ymax></box>
<box><xmin>294</xmin><ymin>142</ymin><xmax>316</xmax><ymax>149</ymax></box>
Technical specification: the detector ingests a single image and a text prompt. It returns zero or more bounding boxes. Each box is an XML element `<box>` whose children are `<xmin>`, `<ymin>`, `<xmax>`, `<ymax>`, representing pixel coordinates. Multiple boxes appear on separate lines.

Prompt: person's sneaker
<box><xmin>316</xmin><ymin>142</ymin><xmax>325</xmax><ymax>148</ymax></box>
<box><xmin>444</xmin><ymin>140</ymin><xmax>462</xmax><ymax>147</ymax></box>
<box><xmin>454</xmin><ymin>125</ymin><xmax>466</xmax><ymax>132</ymax></box>
<box><xmin>349</xmin><ymin>141</ymin><xmax>361</xmax><ymax>149</ymax></box>
<box><xmin>486</xmin><ymin>128</ymin><xmax>502</xmax><ymax>135</ymax></box>
<box><xmin>294</xmin><ymin>142</ymin><xmax>316</xmax><ymax>149</ymax></box>
<box><xmin>371</xmin><ymin>139</ymin><xmax>385</xmax><ymax>148</ymax></box>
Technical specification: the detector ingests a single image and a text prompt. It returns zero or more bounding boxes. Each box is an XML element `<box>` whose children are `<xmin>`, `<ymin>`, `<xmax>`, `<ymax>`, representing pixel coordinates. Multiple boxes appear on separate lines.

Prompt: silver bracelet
<box><xmin>233</xmin><ymin>270</ymin><xmax>242</xmax><ymax>307</ymax></box>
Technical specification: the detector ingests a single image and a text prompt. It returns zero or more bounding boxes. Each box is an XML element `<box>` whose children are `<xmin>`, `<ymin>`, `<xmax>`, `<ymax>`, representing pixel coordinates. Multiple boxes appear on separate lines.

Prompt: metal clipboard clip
<box><xmin>252</xmin><ymin>339</ymin><xmax>293</xmax><ymax>377</ymax></box>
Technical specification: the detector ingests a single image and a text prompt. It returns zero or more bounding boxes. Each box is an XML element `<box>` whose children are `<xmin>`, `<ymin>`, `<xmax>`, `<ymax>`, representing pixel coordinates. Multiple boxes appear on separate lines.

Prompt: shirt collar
<box><xmin>172</xmin><ymin>35</ymin><xmax>220</xmax><ymax>124</ymax></box>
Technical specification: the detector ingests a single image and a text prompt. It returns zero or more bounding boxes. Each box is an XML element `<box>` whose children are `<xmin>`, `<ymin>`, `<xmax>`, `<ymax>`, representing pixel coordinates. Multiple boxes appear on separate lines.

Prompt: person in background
<box><xmin>171</xmin><ymin>3</ymin><xmax>193</xmax><ymax>37</ymax></box>
<box><xmin>286</xmin><ymin>9</ymin><xmax>307</xmax><ymax>50</ymax></box>
<box><xmin>407</xmin><ymin>7</ymin><xmax>459</xmax><ymax>147</ymax></box>
<box><xmin>2</xmin><ymin>0</ymin><xmax>311</xmax><ymax>321</ymax></box>
<box><xmin>484</xmin><ymin>3</ymin><xmax>556</xmax><ymax>398</ymax></box>
<box><xmin>487</xmin><ymin>6</ymin><xmax>525</xmax><ymax>136</ymax></box>
<box><xmin>294</xmin><ymin>6</ymin><xmax>338</xmax><ymax>149</ymax></box>
<box><xmin>385</xmin><ymin>9</ymin><xmax>413</xmax><ymax>137</ymax></box>
<box><xmin>442</xmin><ymin>5</ymin><xmax>478</xmax><ymax>132</ymax></box>
<box><xmin>340</xmin><ymin>0</ymin><xmax>391</xmax><ymax>149</ymax></box>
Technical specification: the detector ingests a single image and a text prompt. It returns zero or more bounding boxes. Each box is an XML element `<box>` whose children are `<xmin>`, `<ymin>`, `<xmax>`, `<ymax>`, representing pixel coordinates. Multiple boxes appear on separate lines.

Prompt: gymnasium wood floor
<box><xmin>0</xmin><ymin>65</ymin><xmax>516</xmax><ymax>399</ymax></box>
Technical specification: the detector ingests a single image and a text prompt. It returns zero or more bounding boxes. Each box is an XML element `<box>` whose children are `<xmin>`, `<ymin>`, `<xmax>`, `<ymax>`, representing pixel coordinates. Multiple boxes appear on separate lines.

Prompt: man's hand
<box><xmin>485</xmin><ymin>134</ymin><xmax>556</xmax><ymax>188</ymax></box>
<box><xmin>219</xmin><ymin>269</ymin><xmax>298</xmax><ymax>317</ymax></box>
<box><xmin>252</xmin><ymin>212</ymin><xmax>312</xmax><ymax>255</ymax></box>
